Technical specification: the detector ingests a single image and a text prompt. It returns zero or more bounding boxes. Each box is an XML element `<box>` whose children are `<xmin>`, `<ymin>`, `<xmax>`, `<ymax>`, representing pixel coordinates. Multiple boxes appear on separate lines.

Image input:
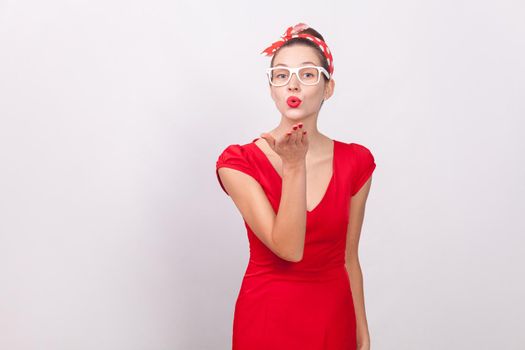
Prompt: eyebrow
<box><xmin>274</xmin><ymin>61</ymin><xmax>317</xmax><ymax>67</ymax></box>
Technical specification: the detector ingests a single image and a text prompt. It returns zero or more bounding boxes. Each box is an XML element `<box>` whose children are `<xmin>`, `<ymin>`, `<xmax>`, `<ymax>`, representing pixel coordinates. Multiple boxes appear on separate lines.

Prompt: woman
<box><xmin>216</xmin><ymin>23</ymin><xmax>376</xmax><ymax>350</ymax></box>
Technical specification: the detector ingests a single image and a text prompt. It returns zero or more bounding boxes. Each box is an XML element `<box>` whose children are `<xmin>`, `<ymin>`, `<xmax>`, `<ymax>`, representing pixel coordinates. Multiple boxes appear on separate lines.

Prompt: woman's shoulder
<box><xmin>336</xmin><ymin>140</ymin><xmax>377</xmax><ymax>195</ymax></box>
<box><xmin>336</xmin><ymin>139</ymin><xmax>376</xmax><ymax>170</ymax></box>
<box><xmin>215</xmin><ymin>140</ymin><xmax>259</xmax><ymax>195</ymax></box>
<box><xmin>336</xmin><ymin>139</ymin><xmax>374</xmax><ymax>156</ymax></box>
<box><xmin>216</xmin><ymin>138</ymin><xmax>261</xmax><ymax>169</ymax></box>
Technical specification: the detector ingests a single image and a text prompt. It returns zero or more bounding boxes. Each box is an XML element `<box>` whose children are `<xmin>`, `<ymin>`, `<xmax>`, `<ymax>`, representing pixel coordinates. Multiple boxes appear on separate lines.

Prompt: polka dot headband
<box><xmin>260</xmin><ymin>22</ymin><xmax>334</xmax><ymax>76</ymax></box>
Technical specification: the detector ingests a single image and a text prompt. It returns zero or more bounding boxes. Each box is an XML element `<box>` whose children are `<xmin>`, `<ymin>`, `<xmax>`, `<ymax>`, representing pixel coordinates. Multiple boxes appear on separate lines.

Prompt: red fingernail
<box><xmin>293</xmin><ymin>126</ymin><xmax>297</xmax><ymax>130</ymax></box>
<box><xmin>303</xmin><ymin>131</ymin><xmax>307</xmax><ymax>134</ymax></box>
<box><xmin>287</xmin><ymin>132</ymin><xmax>292</xmax><ymax>135</ymax></box>
<box><xmin>298</xmin><ymin>124</ymin><xmax>303</xmax><ymax>128</ymax></box>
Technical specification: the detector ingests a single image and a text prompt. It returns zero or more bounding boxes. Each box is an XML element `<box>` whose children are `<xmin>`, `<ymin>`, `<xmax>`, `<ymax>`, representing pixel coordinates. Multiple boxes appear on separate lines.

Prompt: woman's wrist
<box><xmin>282</xmin><ymin>159</ymin><xmax>306</xmax><ymax>173</ymax></box>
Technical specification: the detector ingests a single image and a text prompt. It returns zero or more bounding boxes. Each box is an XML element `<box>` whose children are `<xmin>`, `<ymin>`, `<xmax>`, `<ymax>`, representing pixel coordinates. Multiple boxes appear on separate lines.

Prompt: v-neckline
<box><xmin>250</xmin><ymin>138</ymin><xmax>337</xmax><ymax>214</ymax></box>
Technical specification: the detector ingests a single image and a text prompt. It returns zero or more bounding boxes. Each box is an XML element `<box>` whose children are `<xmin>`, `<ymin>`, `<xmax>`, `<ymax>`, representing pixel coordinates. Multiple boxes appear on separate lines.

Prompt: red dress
<box><xmin>215</xmin><ymin>138</ymin><xmax>376</xmax><ymax>350</ymax></box>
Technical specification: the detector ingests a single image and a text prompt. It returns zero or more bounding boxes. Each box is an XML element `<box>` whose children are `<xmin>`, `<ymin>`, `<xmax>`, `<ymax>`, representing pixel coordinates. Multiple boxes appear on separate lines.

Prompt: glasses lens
<box><xmin>298</xmin><ymin>67</ymin><xmax>319</xmax><ymax>85</ymax></box>
<box><xmin>269</xmin><ymin>68</ymin><xmax>290</xmax><ymax>86</ymax></box>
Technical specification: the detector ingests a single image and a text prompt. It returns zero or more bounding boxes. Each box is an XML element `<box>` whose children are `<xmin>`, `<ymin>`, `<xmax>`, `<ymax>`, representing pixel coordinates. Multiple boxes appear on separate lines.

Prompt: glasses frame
<box><xmin>266</xmin><ymin>65</ymin><xmax>331</xmax><ymax>87</ymax></box>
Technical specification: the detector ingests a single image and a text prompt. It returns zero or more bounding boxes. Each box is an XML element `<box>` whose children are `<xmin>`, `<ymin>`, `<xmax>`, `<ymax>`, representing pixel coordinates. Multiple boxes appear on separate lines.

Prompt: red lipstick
<box><xmin>287</xmin><ymin>96</ymin><xmax>302</xmax><ymax>108</ymax></box>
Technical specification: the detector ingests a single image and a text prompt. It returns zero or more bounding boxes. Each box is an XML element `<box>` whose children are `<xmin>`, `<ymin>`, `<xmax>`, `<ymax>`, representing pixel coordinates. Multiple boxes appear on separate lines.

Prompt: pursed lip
<box><xmin>286</xmin><ymin>96</ymin><xmax>302</xmax><ymax>107</ymax></box>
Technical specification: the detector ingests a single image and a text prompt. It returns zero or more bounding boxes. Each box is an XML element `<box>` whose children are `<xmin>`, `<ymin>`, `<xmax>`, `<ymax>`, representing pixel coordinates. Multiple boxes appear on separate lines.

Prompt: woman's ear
<box><xmin>324</xmin><ymin>78</ymin><xmax>335</xmax><ymax>101</ymax></box>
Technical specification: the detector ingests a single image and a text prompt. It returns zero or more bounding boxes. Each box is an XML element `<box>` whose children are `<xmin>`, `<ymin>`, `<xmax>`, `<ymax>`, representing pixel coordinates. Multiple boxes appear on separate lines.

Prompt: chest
<box><xmin>250</xmin><ymin>139</ymin><xmax>342</xmax><ymax>215</ymax></box>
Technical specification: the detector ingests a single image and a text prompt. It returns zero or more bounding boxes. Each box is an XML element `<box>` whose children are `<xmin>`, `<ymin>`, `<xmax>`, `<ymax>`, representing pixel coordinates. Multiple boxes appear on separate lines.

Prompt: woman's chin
<box><xmin>283</xmin><ymin>109</ymin><xmax>307</xmax><ymax>119</ymax></box>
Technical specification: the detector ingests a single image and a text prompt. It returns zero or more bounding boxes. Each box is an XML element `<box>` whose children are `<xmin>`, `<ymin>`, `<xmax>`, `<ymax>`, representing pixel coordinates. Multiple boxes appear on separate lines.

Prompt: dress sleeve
<box><xmin>351</xmin><ymin>143</ymin><xmax>377</xmax><ymax>196</ymax></box>
<box><xmin>216</xmin><ymin>144</ymin><xmax>257</xmax><ymax>196</ymax></box>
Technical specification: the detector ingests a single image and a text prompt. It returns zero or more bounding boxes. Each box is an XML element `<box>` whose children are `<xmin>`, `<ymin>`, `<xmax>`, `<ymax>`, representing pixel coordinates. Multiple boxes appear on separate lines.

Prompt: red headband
<box><xmin>260</xmin><ymin>23</ymin><xmax>334</xmax><ymax>76</ymax></box>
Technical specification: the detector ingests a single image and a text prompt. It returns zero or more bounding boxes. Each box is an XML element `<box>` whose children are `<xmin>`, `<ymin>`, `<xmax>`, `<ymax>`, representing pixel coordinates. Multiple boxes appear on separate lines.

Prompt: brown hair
<box><xmin>270</xmin><ymin>27</ymin><xmax>331</xmax><ymax>82</ymax></box>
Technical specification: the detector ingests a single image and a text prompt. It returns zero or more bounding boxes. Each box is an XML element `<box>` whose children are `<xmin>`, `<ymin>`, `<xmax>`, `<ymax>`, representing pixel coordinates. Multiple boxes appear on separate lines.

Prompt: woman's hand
<box><xmin>260</xmin><ymin>122</ymin><xmax>308</xmax><ymax>166</ymax></box>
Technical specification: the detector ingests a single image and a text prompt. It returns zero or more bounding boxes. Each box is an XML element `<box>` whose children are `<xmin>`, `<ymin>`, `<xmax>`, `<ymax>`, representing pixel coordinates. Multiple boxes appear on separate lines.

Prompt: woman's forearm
<box><xmin>345</xmin><ymin>259</ymin><xmax>371</xmax><ymax>346</ymax></box>
<box><xmin>272</xmin><ymin>160</ymin><xmax>307</xmax><ymax>262</ymax></box>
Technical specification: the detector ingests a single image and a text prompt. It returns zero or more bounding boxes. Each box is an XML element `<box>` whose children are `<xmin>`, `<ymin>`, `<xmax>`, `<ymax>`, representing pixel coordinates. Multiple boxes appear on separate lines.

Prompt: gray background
<box><xmin>1</xmin><ymin>0</ymin><xmax>524</xmax><ymax>349</ymax></box>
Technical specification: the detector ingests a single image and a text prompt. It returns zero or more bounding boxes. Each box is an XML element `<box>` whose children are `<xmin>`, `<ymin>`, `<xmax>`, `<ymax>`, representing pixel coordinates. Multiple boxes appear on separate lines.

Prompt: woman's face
<box><xmin>269</xmin><ymin>45</ymin><xmax>334</xmax><ymax>120</ymax></box>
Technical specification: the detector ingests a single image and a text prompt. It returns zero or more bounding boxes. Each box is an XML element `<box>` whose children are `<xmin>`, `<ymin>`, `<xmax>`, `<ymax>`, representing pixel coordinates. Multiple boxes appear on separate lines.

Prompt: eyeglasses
<box><xmin>266</xmin><ymin>65</ymin><xmax>330</xmax><ymax>87</ymax></box>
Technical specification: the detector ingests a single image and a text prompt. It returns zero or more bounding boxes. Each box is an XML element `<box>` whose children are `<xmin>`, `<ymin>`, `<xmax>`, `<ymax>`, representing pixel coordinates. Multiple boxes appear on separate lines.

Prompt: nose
<box><xmin>287</xmin><ymin>72</ymin><xmax>300</xmax><ymax>91</ymax></box>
